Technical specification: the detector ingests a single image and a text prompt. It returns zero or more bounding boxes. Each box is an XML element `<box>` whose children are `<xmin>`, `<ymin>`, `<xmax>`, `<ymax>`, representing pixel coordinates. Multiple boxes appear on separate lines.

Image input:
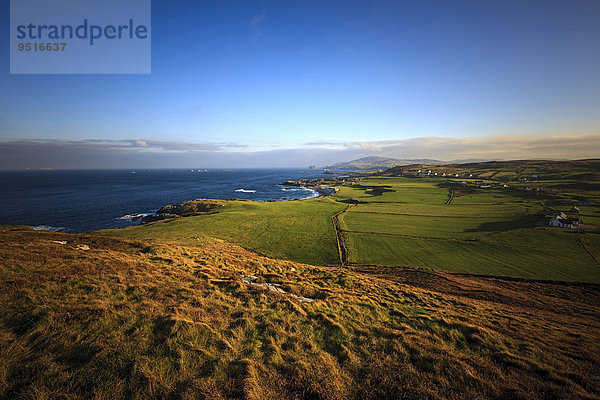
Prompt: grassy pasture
<box><xmin>99</xmin><ymin>198</ymin><xmax>345</xmax><ymax>266</ymax></box>
<box><xmin>335</xmin><ymin>178</ymin><xmax>449</xmax><ymax>204</ymax></box>
<box><xmin>477</xmin><ymin>171</ymin><xmax>496</xmax><ymax>178</ymax></box>
<box><xmin>346</xmin><ymin>229</ymin><xmax>600</xmax><ymax>282</ymax></box>
<box><xmin>337</xmin><ymin>177</ymin><xmax>600</xmax><ymax>282</ymax></box>
<box><xmin>492</xmin><ymin>171</ymin><xmax>517</xmax><ymax>180</ymax></box>
<box><xmin>341</xmin><ymin>212</ymin><xmax>538</xmax><ymax>239</ymax></box>
<box><xmin>99</xmin><ymin>173</ymin><xmax>599</xmax><ymax>282</ymax></box>
<box><xmin>350</xmin><ymin>202</ymin><xmax>539</xmax><ymax>217</ymax></box>
<box><xmin>582</xmin><ymin>217</ymin><xmax>600</xmax><ymax>226</ymax></box>
<box><xmin>583</xmin><ymin>234</ymin><xmax>600</xmax><ymax>259</ymax></box>
<box><xmin>450</xmin><ymin>189</ymin><xmax>542</xmax><ymax>204</ymax></box>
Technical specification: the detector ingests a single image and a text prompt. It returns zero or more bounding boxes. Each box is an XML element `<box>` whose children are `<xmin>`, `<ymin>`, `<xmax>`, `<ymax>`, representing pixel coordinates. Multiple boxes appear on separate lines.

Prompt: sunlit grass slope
<box><xmin>98</xmin><ymin>198</ymin><xmax>345</xmax><ymax>266</ymax></box>
<box><xmin>1</xmin><ymin>228</ymin><xmax>599</xmax><ymax>399</ymax></box>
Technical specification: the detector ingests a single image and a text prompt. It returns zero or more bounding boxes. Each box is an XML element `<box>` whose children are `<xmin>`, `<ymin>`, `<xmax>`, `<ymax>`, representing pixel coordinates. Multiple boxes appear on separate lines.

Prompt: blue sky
<box><xmin>1</xmin><ymin>0</ymin><xmax>599</xmax><ymax>168</ymax></box>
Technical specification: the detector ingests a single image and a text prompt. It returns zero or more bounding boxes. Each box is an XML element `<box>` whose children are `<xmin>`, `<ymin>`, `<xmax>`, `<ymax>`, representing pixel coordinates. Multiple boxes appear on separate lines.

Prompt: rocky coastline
<box><xmin>138</xmin><ymin>177</ymin><xmax>356</xmax><ymax>225</ymax></box>
<box><xmin>281</xmin><ymin>176</ymin><xmax>361</xmax><ymax>197</ymax></box>
<box><xmin>139</xmin><ymin>199</ymin><xmax>226</xmax><ymax>224</ymax></box>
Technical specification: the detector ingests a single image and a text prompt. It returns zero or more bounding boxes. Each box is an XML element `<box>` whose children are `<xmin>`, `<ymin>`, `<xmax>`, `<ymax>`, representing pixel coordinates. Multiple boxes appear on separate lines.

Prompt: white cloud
<box><xmin>1</xmin><ymin>134</ymin><xmax>598</xmax><ymax>169</ymax></box>
<box><xmin>304</xmin><ymin>135</ymin><xmax>600</xmax><ymax>161</ymax></box>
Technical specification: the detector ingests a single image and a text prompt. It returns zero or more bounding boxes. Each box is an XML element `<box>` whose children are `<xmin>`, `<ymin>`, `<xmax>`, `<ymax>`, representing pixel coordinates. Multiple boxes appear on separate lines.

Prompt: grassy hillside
<box><xmin>98</xmin><ymin>164</ymin><xmax>600</xmax><ymax>282</ymax></box>
<box><xmin>1</xmin><ymin>227</ymin><xmax>599</xmax><ymax>399</ymax></box>
<box><xmin>98</xmin><ymin>198</ymin><xmax>345</xmax><ymax>266</ymax></box>
<box><xmin>325</xmin><ymin>156</ymin><xmax>441</xmax><ymax>171</ymax></box>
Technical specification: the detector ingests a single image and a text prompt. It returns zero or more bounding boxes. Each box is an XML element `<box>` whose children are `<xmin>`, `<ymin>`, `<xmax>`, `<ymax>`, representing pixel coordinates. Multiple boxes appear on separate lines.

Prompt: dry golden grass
<box><xmin>1</xmin><ymin>227</ymin><xmax>599</xmax><ymax>399</ymax></box>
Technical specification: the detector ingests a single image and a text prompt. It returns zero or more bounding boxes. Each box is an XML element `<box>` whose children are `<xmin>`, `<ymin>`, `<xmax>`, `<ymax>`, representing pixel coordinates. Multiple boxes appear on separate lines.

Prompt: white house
<box><xmin>549</xmin><ymin>212</ymin><xmax>578</xmax><ymax>229</ymax></box>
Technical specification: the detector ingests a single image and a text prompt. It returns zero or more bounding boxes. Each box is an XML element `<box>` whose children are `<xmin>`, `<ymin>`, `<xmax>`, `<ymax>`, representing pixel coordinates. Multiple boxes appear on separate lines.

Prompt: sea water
<box><xmin>0</xmin><ymin>168</ymin><xmax>325</xmax><ymax>233</ymax></box>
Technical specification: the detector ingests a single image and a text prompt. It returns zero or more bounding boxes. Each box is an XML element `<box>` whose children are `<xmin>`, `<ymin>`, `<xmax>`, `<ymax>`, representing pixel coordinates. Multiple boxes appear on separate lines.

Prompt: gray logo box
<box><xmin>10</xmin><ymin>0</ymin><xmax>151</xmax><ymax>74</ymax></box>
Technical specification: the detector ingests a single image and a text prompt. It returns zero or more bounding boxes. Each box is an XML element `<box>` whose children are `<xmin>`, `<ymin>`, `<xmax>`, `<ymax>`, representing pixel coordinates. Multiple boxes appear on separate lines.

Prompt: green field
<box><xmin>99</xmin><ymin>198</ymin><xmax>345</xmax><ymax>266</ymax></box>
<box><xmin>100</xmin><ymin>174</ymin><xmax>600</xmax><ymax>282</ymax></box>
<box><xmin>346</xmin><ymin>230</ymin><xmax>600</xmax><ymax>281</ymax></box>
<box><xmin>341</xmin><ymin>212</ymin><xmax>539</xmax><ymax>238</ymax></box>
<box><xmin>337</xmin><ymin>177</ymin><xmax>600</xmax><ymax>282</ymax></box>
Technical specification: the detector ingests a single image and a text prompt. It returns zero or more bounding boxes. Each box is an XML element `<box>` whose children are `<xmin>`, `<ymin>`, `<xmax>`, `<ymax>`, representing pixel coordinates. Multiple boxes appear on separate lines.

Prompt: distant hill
<box><xmin>325</xmin><ymin>156</ymin><xmax>443</xmax><ymax>171</ymax></box>
<box><xmin>383</xmin><ymin>158</ymin><xmax>600</xmax><ymax>181</ymax></box>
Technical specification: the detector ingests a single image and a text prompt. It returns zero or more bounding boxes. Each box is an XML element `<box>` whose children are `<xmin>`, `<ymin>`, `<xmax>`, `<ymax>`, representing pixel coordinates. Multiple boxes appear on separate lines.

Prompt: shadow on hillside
<box><xmin>464</xmin><ymin>217</ymin><xmax>538</xmax><ymax>233</ymax></box>
<box><xmin>337</xmin><ymin>199</ymin><xmax>366</xmax><ymax>204</ymax></box>
<box><xmin>352</xmin><ymin>184</ymin><xmax>395</xmax><ymax>197</ymax></box>
<box><xmin>443</xmin><ymin>184</ymin><xmax>547</xmax><ymax>202</ymax></box>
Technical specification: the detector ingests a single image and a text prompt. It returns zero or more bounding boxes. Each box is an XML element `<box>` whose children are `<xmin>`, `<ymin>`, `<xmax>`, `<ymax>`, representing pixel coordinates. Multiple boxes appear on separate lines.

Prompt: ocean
<box><xmin>0</xmin><ymin>168</ymin><xmax>327</xmax><ymax>233</ymax></box>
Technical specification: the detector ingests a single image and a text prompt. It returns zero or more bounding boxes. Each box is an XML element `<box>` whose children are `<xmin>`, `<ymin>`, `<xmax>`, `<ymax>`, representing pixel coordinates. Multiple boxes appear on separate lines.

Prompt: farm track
<box><xmin>578</xmin><ymin>233</ymin><xmax>600</xmax><ymax>267</ymax></box>
<box><xmin>332</xmin><ymin>203</ymin><xmax>355</xmax><ymax>266</ymax></box>
<box><xmin>446</xmin><ymin>188</ymin><xmax>455</xmax><ymax>204</ymax></box>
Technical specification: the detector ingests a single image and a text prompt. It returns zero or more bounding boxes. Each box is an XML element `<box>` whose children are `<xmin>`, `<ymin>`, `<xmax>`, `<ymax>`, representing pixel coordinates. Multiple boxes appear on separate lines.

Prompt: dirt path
<box><xmin>332</xmin><ymin>203</ymin><xmax>355</xmax><ymax>266</ymax></box>
<box><xmin>578</xmin><ymin>233</ymin><xmax>600</xmax><ymax>267</ymax></box>
<box><xmin>446</xmin><ymin>187</ymin><xmax>455</xmax><ymax>205</ymax></box>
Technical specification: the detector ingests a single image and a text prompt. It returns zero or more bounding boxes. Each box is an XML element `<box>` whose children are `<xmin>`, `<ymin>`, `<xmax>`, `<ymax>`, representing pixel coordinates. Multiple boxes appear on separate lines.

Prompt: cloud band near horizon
<box><xmin>0</xmin><ymin>134</ymin><xmax>598</xmax><ymax>170</ymax></box>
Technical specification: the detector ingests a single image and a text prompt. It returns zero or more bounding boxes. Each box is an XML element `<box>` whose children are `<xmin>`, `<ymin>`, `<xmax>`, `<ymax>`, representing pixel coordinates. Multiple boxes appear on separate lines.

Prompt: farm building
<box><xmin>549</xmin><ymin>212</ymin><xmax>579</xmax><ymax>229</ymax></box>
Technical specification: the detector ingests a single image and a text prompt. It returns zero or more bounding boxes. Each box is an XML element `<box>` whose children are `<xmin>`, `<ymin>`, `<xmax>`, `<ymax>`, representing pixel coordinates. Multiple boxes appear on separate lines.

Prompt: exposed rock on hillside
<box><xmin>141</xmin><ymin>199</ymin><xmax>225</xmax><ymax>224</ymax></box>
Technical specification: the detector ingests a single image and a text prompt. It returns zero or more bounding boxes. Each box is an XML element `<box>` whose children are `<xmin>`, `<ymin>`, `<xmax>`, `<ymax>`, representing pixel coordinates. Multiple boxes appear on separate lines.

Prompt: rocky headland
<box><xmin>140</xmin><ymin>199</ymin><xmax>226</xmax><ymax>224</ymax></box>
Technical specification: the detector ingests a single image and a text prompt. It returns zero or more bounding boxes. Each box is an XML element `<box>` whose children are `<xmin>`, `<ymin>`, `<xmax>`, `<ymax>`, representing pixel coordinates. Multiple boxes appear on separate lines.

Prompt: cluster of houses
<box><xmin>406</xmin><ymin>170</ymin><xmax>550</xmax><ymax>183</ymax></box>
<box><xmin>457</xmin><ymin>179</ymin><xmax>559</xmax><ymax>194</ymax></box>
<box><xmin>408</xmin><ymin>169</ymin><xmax>473</xmax><ymax>178</ymax></box>
<box><xmin>517</xmin><ymin>178</ymin><xmax>538</xmax><ymax>183</ymax></box>
<box><xmin>460</xmin><ymin>180</ymin><xmax>510</xmax><ymax>189</ymax></box>
<box><xmin>404</xmin><ymin>169</ymin><xmax>556</xmax><ymax>194</ymax></box>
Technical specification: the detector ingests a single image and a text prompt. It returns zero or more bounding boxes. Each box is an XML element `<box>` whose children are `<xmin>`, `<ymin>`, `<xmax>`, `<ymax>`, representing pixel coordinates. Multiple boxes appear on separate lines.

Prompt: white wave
<box><xmin>281</xmin><ymin>188</ymin><xmax>301</xmax><ymax>191</ymax></box>
<box><xmin>235</xmin><ymin>189</ymin><xmax>256</xmax><ymax>193</ymax></box>
<box><xmin>117</xmin><ymin>213</ymin><xmax>151</xmax><ymax>221</ymax></box>
<box><xmin>32</xmin><ymin>225</ymin><xmax>65</xmax><ymax>232</ymax></box>
<box><xmin>303</xmin><ymin>188</ymin><xmax>319</xmax><ymax>198</ymax></box>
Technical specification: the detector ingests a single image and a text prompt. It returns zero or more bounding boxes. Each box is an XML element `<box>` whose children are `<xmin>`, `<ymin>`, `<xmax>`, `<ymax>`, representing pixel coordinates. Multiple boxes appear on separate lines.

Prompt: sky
<box><xmin>1</xmin><ymin>0</ymin><xmax>599</xmax><ymax>169</ymax></box>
